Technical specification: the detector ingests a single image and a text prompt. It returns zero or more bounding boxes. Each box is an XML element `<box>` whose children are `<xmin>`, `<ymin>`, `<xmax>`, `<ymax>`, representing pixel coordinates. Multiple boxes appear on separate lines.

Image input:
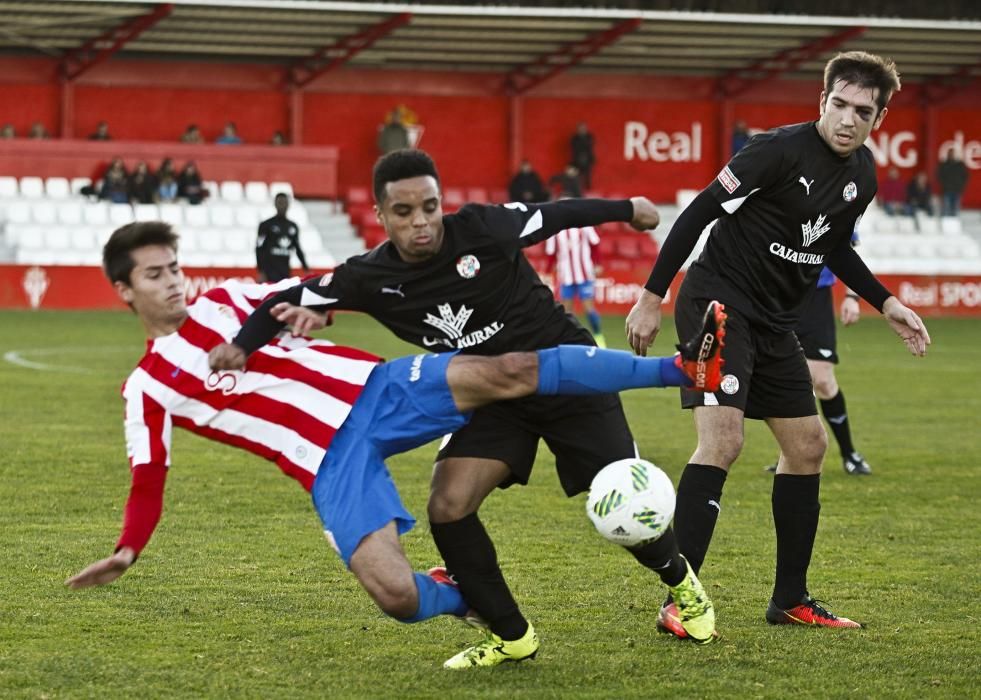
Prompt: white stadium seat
<box><xmin>176</xmin><ymin>228</ymin><xmax>198</xmax><ymax>251</ymax></box>
<box><xmin>71</xmin><ymin>227</ymin><xmax>97</xmax><ymax>252</ymax></box>
<box><xmin>71</xmin><ymin>177</ymin><xmax>93</xmax><ymax>196</ymax></box>
<box><xmin>19</xmin><ymin>176</ymin><xmax>44</xmax><ymax>198</ymax></box>
<box><xmin>0</xmin><ymin>176</ymin><xmax>18</xmax><ymax>198</ymax></box>
<box><xmin>235</xmin><ymin>205</ymin><xmax>260</xmax><ymax>229</ymax></box>
<box><xmin>299</xmin><ymin>230</ymin><xmax>323</xmax><ymax>253</ymax></box>
<box><xmin>46</xmin><ymin>227</ymin><xmax>71</xmax><ymax>250</ymax></box>
<box><xmin>31</xmin><ymin>202</ymin><xmax>57</xmax><ymax>225</ymax></box>
<box><xmin>183</xmin><ymin>205</ymin><xmax>209</xmax><ymax>228</ymax></box>
<box><xmin>159</xmin><ymin>203</ymin><xmax>183</xmax><ymax>226</ymax></box>
<box><xmin>224</xmin><ymin>229</ymin><xmax>253</xmax><ymax>253</ymax></box>
<box><xmin>5</xmin><ymin>201</ymin><xmax>31</xmax><ymax>224</ymax></box>
<box><xmin>83</xmin><ymin>202</ymin><xmax>109</xmax><ymax>226</ymax></box>
<box><xmin>202</xmin><ymin>180</ymin><xmax>219</xmax><ymax>199</ymax></box>
<box><xmin>244</xmin><ymin>181</ymin><xmax>270</xmax><ymax>203</ymax></box>
<box><xmin>16</xmin><ymin>225</ymin><xmax>44</xmax><ymax>249</ymax></box>
<box><xmin>109</xmin><ymin>204</ymin><xmax>134</xmax><ymax>226</ymax></box>
<box><xmin>290</xmin><ymin>203</ymin><xmax>309</xmax><ymax>227</ymax></box>
<box><xmin>270</xmin><ymin>181</ymin><xmax>293</xmax><ymax>198</ymax></box>
<box><xmin>209</xmin><ymin>204</ymin><xmax>235</xmax><ymax>228</ymax></box>
<box><xmin>45</xmin><ymin>177</ymin><xmax>71</xmax><ymax>199</ymax></box>
<box><xmin>198</xmin><ymin>229</ymin><xmax>225</xmax><ymax>253</ymax></box>
<box><xmin>219</xmin><ymin>181</ymin><xmax>244</xmax><ymax>202</ymax></box>
<box><xmin>134</xmin><ymin>204</ymin><xmax>160</xmax><ymax>222</ymax></box>
<box><xmin>57</xmin><ymin>201</ymin><xmax>83</xmax><ymax>226</ymax></box>
<box><xmin>940</xmin><ymin>217</ymin><xmax>963</xmax><ymax>235</ymax></box>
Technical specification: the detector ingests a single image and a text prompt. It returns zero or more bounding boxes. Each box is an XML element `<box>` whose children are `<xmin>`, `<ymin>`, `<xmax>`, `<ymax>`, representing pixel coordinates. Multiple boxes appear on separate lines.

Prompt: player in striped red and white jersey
<box><xmin>545</xmin><ymin>223</ymin><xmax>605</xmax><ymax>347</ymax></box>
<box><xmin>67</xmin><ymin>221</ymin><xmax>726</xmax><ymax>650</ymax></box>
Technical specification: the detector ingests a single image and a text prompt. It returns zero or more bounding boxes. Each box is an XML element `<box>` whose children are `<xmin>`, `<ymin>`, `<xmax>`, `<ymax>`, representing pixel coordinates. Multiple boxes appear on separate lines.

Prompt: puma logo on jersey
<box><xmin>799</xmin><ymin>176</ymin><xmax>814</xmax><ymax>195</ymax></box>
<box><xmin>381</xmin><ymin>285</ymin><xmax>405</xmax><ymax>297</ymax></box>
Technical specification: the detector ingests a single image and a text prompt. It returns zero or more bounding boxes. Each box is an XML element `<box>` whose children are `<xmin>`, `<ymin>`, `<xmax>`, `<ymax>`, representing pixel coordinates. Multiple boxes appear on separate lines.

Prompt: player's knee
<box><xmin>794</xmin><ymin>424</ymin><xmax>828</xmax><ymax>466</ymax></box>
<box><xmin>812</xmin><ymin>375</ymin><xmax>837</xmax><ymax>399</ymax></box>
<box><xmin>427</xmin><ymin>489</ymin><xmax>478</xmax><ymax>523</ymax></box>
<box><xmin>696</xmin><ymin>428</ymin><xmax>743</xmax><ymax>466</ymax></box>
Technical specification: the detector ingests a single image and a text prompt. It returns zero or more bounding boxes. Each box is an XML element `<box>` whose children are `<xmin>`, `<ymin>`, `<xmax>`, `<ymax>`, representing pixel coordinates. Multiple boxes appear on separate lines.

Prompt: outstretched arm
<box><xmin>504</xmin><ymin>197</ymin><xmax>659</xmax><ymax>247</ymax></box>
<box><xmin>66</xmin><ymin>462</ymin><xmax>168</xmax><ymax>589</ymax></box>
<box><xmin>626</xmin><ymin>189</ymin><xmax>724</xmax><ymax>355</ymax></box>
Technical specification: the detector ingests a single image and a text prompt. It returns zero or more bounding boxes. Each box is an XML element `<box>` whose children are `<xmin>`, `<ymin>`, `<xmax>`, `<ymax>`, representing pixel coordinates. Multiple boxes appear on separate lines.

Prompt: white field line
<box><xmin>3</xmin><ymin>346</ymin><xmax>136</xmax><ymax>375</ymax></box>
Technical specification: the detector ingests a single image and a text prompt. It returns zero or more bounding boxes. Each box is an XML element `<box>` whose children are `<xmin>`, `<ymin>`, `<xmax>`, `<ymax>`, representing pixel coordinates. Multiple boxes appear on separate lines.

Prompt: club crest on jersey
<box><xmin>720</xmin><ymin>374</ymin><xmax>740</xmax><ymax>395</ymax></box>
<box><xmin>842</xmin><ymin>181</ymin><xmax>858</xmax><ymax>202</ymax></box>
<box><xmin>456</xmin><ymin>255</ymin><xmax>480</xmax><ymax>279</ymax></box>
<box><xmin>801</xmin><ymin>213</ymin><xmax>832</xmax><ymax>248</ymax></box>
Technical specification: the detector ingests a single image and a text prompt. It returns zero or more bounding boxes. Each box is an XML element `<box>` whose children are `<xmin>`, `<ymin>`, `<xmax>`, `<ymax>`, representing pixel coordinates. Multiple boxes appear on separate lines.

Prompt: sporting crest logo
<box><xmin>22</xmin><ymin>266</ymin><xmax>49</xmax><ymax>309</ymax></box>
<box><xmin>801</xmin><ymin>213</ymin><xmax>832</xmax><ymax>248</ymax></box>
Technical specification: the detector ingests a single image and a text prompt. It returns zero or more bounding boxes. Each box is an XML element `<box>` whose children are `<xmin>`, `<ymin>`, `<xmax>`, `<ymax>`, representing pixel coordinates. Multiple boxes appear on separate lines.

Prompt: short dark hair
<box><xmin>274</xmin><ymin>192</ymin><xmax>290</xmax><ymax>202</ymax></box>
<box><xmin>372</xmin><ymin>148</ymin><xmax>440</xmax><ymax>203</ymax></box>
<box><xmin>824</xmin><ymin>51</ymin><xmax>901</xmax><ymax>115</ymax></box>
<box><xmin>103</xmin><ymin>221</ymin><xmax>179</xmax><ymax>285</ymax></box>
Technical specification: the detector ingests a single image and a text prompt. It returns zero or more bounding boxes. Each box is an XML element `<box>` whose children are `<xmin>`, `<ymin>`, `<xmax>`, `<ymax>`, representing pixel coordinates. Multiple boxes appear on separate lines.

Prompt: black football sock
<box><xmin>430</xmin><ymin>513</ymin><xmax>528</xmax><ymax>641</ymax></box>
<box><xmin>771</xmin><ymin>473</ymin><xmax>821</xmax><ymax>609</ymax></box>
<box><xmin>629</xmin><ymin>526</ymin><xmax>687</xmax><ymax>587</ymax></box>
<box><xmin>673</xmin><ymin>464</ymin><xmax>728</xmax><ymax>575</ymax></box>
<box><xmin>820</xmin><ymin>391</ymin><xmax>856</xmax><ymax>458</ymax></box>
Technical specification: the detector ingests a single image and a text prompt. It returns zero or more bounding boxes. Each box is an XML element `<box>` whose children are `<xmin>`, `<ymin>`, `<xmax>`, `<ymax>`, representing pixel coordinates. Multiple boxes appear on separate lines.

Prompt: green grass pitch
<box><xmin>1</xmin><ymin>309</ymin><xmax>978</xmax><ymax>698</ymax></box>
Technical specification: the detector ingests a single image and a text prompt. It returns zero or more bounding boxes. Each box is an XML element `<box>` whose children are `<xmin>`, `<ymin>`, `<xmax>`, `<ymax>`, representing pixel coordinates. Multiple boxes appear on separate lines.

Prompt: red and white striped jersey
<box><xmin>122</xmin><ymin>278</ymin><xmax>381</xmax><ymax>491</ymax></box>
<box><xmin>545</xmin><ymin>226</ymin><xmax>600</xmax><ymax>286</ymax></box>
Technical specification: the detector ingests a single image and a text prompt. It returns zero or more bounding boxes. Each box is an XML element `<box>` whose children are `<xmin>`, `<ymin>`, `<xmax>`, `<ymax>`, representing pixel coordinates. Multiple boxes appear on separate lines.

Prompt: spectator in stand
<box><xmin>180</xmin><ymin>124</ymin><xmax>204</xmax><ymax>144</ymax></box>
<box><xmin>158</xmin><ymin>171</ymin><xmax>178</xmax><ymax>203</ymax></box>
<box><xmin>1</xmin><ymin>124</ymin><xmax>15</xmax><ymax>139</ymax></box>
<box><xmin>377</xmin><ymin>108</ymin><xmax>410</xmax><ymax>155</ymax></box>
<box><xmin>256</xmin><ymin>192</ymin><xmax>309</xmax><ymax>282</ymax></box>
<box><xmin>549</xmin><ymin>164</ymin><xmax>583</xmax><ymax>199</ymax></box>
<box><xmin>128</xmin><ymin>161</ymin><xmax>157</xmax><ymax>204</ymax></box>
<box><xmin>178</xmin><ymin>161</ymin><xmax>206</xmax><ymax>205</ymax></box>
<box><xmin>157</xmin><ymin>157</ymin><xmax>177</xmax><ymax>182</ymax></box>
<box><xmin>99</xmin><ymin>158</ymin><xmax>130</xmax><ymax>204</ymax></box>
<box><xmin>937</xmin><ymin>147</ymin><xmax>969</xmax><ymax>217</ymax></box>
<box><xmin>731</xmin><ymin>120</ymin><xmax>750</xmax><ymax>155</ymax></box>
<box><xmin>89</xmin><ymin>121</ymin><xmax>111</xmax><ymax>141</ymax></box>
<box><xmin>216</xmin><ymin>122</ymin><xmax>243</xmax><ymax>145</ymax></box>
<box><xmin>29</xmin><ymin>121</ymin><xmax>49</xmax><ymax>140</ymax></box>
<box><xmin>570</xmin><ymin>122</ymin><xmax>596</xmax><ymax>190</ymax></box>
<box><xmin>878</xmin><ymin>166</ymin><xmax>905</xmax><ymax>216</ymax></box>
<box><xmin>271</xmin><ymin>130</ymin><xmax>287</xmax><ymax>146</ymax></box>
<box><xmin>906</xmin><ymin>171</ymin><xmax>934</xmax><ymax>218</ymax></box>
<box><xmin>508</xmin><ymin>160</ymin><xmax>548</xmax><ymax>203</ymax></box>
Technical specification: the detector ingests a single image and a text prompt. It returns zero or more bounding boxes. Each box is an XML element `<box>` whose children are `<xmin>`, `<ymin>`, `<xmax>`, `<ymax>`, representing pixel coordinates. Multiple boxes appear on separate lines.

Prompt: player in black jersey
<box><xmin>232</xmin><ymin>149</ymin><xmax>721</xmax><ymax>665</ymax></box>
<box><xmin>626</xmin><ymin>51</ymin><xmax>931</xmax><ymax>633</ymax></box>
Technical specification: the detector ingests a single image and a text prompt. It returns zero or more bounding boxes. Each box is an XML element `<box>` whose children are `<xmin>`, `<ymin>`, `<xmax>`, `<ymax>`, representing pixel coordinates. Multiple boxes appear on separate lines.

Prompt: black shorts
<box><xmin>674</xmin><ymin>292</ymin><xmax>817</xmax><ymax>420</ymax></box>
<box><xmin>794</xmin><ymin>286</ymin><xmax>838</xmax><ymax>364</ymax></box>
<box><xmin>436</xmin><ymin>393</ymin><xmax>636</xmax><ymax>496</ymax></box>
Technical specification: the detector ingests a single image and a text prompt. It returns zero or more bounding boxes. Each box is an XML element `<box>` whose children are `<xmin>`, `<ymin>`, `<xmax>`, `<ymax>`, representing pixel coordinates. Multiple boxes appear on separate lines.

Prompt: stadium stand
<box><xmin>0</xmin><ymin>175</ymin><xmax>343</xmax><ymax>269</ymax></box>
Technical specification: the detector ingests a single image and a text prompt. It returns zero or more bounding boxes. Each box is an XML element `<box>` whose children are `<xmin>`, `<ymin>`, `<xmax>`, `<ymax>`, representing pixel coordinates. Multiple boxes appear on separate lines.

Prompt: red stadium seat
<box><xmin>348</xmin><ymin>186</ymin><xmax>370</xmax><ymax>204</ymax></box>
<box><xmin>491</xmin><ymin>189</ymin><xmax>509</xmax><ymax>204</ymax></box>
<box><xmin>616</xmin><ymin>237</ymin><xmax>640</xmax><ymax>258</ymax></box>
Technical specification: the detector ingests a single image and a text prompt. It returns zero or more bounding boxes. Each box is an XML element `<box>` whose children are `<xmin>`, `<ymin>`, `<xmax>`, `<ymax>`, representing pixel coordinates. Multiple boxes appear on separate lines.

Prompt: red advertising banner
<box><xmin>4</xmin><ymin>264</ymin><xmax>978</xmax><ymax>318</ymax></box>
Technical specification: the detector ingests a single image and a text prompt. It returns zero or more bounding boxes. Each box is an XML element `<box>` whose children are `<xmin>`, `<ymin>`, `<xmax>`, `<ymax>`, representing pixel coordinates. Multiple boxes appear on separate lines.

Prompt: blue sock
<box><xmin>397</xmin><ymin>573</ymin><xmax>468</xmax><ymax>623</ymax></box>
<box><xmin>586</xmin><ymin>309</ymin><xmax>602</xmax><ymax>334</ymax></box>
<box><xmin>536</xmin><ymin>345</ymin><xmax>691</xmax><ymax>395</ymax></box>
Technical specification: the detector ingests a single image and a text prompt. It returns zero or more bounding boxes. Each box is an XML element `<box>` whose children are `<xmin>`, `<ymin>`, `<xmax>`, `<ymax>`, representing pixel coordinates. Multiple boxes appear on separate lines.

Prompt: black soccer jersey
<box><xmin>683</xmin><ymin>121</ymin><xmax>877</xmax><ymax>331</ymax></box>
<box><xmin>235</xmin><ymin>199</ymin><xmax>634</xmax><ymax>356</ymax></box>
<box><xmin>256</xmin><ymin>215</ymin><xmax>307</xmax><ymax>282</ymax></box>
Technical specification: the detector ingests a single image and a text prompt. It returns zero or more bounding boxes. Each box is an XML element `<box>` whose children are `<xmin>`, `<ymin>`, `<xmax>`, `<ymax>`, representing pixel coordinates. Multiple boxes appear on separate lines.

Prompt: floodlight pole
<box><xmin>57</xmin><ymin>3</ymin><xmax>174</xmax><ymax>138</ymax></box>
<box><xmin>284</xmin><ymin>12</ymin><xmax>411</xmax><ymax>145</ymax></box>
<box><xmin>502</xmin><ymin>17</ymin><xmax>643</xmax><ymax>173</ymax></box>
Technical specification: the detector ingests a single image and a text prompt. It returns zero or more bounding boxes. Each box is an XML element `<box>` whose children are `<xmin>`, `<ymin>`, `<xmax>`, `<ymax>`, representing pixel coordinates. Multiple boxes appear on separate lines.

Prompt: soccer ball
<box><xmin>586</xmin><ymin>458</ymin><xmax>675</xmax><ymax>547</ymax></box>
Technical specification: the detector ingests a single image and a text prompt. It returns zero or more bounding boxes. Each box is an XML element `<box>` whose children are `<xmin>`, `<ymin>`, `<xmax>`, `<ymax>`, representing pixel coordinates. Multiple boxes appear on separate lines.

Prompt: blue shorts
<box><xmin>312</xmin><ymin>351</ymin><xmax>471</xmax><ymax>566</ymax></box>
<box><xmin>560</xmin><ymin>281</ymin><xmax>595</xmax><ymax>301</ymax></box>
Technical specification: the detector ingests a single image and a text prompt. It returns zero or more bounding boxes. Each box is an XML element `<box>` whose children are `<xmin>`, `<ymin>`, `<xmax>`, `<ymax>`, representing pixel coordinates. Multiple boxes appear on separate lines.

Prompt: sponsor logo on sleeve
<box><xmin>717</xmin><ymin>166</ymin><xmax>741</xmax><ymax>194</ymax></box>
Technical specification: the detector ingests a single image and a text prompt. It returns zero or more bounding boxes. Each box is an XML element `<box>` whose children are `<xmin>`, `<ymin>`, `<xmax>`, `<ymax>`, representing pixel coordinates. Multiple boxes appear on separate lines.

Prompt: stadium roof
<box><xmin>2</xmin><ymin>0</ymin><xmax>980</xmax><ymax>91</ymax></box>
